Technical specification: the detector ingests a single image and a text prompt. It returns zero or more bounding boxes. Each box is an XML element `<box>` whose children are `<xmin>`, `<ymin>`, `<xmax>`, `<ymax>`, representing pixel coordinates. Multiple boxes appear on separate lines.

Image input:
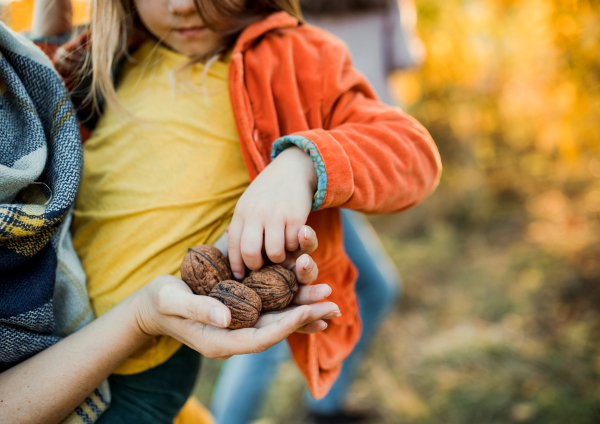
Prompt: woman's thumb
<box><xmin>185</xmin><ymin>294</ymin><xmax>231</xmax><ymax>328</ymax></box>
<box><xmin>156</xmin><ymin>279</ymin><xmax>231</xmax><ymax>328</ymax></box>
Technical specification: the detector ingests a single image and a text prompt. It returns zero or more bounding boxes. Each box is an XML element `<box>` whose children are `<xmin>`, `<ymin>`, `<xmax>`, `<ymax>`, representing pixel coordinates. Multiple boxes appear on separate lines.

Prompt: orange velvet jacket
<box><xmin>37</xmin><ymin>11</ymin><xmax>441</xmax><ymax>398</ymax></box>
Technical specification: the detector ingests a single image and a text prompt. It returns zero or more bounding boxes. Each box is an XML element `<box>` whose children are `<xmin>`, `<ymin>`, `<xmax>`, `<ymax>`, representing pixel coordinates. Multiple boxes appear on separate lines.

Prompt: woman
<box><xmin>0</xmin><ymin>19</ymin><xmax>336</xmax><ymax>424</ymax></box>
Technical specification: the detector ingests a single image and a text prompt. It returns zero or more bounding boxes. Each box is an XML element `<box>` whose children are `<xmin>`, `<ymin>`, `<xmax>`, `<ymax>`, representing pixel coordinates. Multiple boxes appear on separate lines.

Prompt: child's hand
<box><xmin>218</xmin><ymin>223</ymin><xmax>332</xmax><ymax>334</ymax></box>
<box><xmin>228</xmin><ymin>146</ymin><xmax>318</xmax><ymax>279</ymax></box>
<box><xmin>133</xmin><ymin>272</ymin><xmax>337</xmax><ymax>360</ymax></box>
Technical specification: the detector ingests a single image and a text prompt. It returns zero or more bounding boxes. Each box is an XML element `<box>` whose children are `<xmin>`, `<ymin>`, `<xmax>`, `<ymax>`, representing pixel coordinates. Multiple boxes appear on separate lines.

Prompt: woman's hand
<box><xmin>228</xmin><ymin>146</ymin><xmax>318</xmax><ymax>279</ymax></box>
<box><xmin>133</xmin><ymin>275</ymin><xmax>337</xmax><ymax>360</ymax></box>
<box><xmin>133</xmin><ymin>224</ymin><xmax>335</xmax><ymax>360</ymax></box>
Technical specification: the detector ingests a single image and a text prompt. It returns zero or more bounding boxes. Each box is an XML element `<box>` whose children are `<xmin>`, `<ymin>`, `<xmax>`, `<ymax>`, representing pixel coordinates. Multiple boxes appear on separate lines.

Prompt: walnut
<box><xmin>180</xmin><ymin>245</ymin><xmax>233</xmax><ymax>296</ymax></box>
<box><xmin>242</xmin><ymin>265</ymin><xmax>298</xmax><ymax>312</ymax></box>
<box><xmin>209</xmin><ymin>281</ymin><xmax>262</xmax><ymax>329</ymax></box>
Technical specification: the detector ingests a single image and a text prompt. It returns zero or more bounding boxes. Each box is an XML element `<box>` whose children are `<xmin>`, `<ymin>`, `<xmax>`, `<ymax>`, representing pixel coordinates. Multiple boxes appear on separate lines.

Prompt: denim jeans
<box><xmin>210</xmin><ymin>209</ymin><xmax>401</xmax><ymax>424</ymax></box>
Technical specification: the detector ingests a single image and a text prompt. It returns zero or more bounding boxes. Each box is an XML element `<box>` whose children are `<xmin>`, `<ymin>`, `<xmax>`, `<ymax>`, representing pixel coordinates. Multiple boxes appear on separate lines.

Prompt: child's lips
<box><xmin>176</xmin><ymin>26</ymin><xmax>205</xmax><ymax>37</ymax></box>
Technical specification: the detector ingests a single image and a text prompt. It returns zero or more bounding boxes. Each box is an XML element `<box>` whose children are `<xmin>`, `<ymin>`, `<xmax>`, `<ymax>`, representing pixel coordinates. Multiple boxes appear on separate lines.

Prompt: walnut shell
<box><xmin>209</xmin><ymin>281</ymin><xmax>262</xmax><ymax>329</ymax></box>
<box><xmin>180</xmin><ymin>245</ymin><xmax>233</xmax><ymax>296</ymax></box>
<box><xmin>242</xmin><ymin>265</ymin><xmax>298</xmax><ymax>312</ymax></box>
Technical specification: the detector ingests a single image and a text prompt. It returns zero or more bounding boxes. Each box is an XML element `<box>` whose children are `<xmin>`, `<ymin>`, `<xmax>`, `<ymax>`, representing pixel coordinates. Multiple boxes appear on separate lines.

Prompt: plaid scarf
<box><xmin>0</xmin><ymin>22</ymin><xmax>110</xmax><ymax>423</ymax></box>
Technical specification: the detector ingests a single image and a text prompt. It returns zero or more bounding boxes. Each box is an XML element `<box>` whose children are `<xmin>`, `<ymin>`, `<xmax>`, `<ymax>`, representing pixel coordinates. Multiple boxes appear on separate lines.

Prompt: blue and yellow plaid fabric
<box><xmin>0</xmin><ymin>22</ymin><xmax>110</xmax><ymax>423</ymax></box>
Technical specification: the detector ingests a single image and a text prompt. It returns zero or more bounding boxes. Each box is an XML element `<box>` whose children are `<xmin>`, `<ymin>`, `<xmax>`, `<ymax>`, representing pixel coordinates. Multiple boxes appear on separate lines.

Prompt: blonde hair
<box><xmin>84</xmin><ymin>0</ymin><xmax>303</xmax><ymax>114</ymax></box>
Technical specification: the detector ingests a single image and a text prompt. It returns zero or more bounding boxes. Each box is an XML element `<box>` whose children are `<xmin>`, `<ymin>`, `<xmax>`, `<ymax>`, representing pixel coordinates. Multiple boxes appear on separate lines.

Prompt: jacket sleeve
<box><xmin>272</xmin><ymin>39</ymin><xmax>441</xmax><ymax>214</ymax></box>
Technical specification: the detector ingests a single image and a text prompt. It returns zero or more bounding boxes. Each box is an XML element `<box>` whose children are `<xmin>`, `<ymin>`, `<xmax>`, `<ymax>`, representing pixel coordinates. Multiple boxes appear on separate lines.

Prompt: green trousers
<box><xmin>96</xmin><ymin>345</ymin><xmax>201</xmax><ymax>424</ymax></box>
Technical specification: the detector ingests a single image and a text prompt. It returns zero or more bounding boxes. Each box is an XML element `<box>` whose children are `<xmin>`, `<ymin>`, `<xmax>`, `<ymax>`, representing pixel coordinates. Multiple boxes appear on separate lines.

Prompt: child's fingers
<box><xmin>285</xmin><ymin>221</ymin><xmax>302</xmax><ymax>252</ymax></box>
<box><xmin>227</xmin><ymin>217</ymin><xmax>245</xmax><ymax>279</ymax></box>
<box><xmin>264</xmin><ymin>221</ymin><xmax>286</xmax><ymax>264</ymax></box>
<box><xmin>295</xmin><ymin>253</ymin><xmax>319</xmax><ymax>285</ymax></box>
<box><xmin>292</xmin><ymin>283</ymin><xmax>331</xmax><ymax>305</ymax></box>
<box><xmin>240</xmin><ymin>222</ymin><xmax>265</xmax><ymax>271</ymax></box>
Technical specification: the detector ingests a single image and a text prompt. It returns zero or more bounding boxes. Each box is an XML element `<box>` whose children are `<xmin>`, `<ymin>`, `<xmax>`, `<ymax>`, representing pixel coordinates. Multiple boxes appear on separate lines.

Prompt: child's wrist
<box><xmin>271</xmin><ymin>136</ymin><xmax>326</xmax><ymax>211</ymax></box>
<box><xmin>276</xmin><ymin>146</ymin><xmax>318</xmax><ymax>193</ymax></box>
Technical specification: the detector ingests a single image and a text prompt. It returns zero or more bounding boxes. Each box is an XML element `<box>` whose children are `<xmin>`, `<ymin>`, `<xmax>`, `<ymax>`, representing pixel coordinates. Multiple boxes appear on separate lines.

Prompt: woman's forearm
<box><xmin>0</xmin><ymin>294</ymin><xmax>150</xmax><ymax>424</ymax></box>
<box><xmin>31</xmin><ymin>0</ymin><xmax>73</xmax><ymax>39</ymax></box>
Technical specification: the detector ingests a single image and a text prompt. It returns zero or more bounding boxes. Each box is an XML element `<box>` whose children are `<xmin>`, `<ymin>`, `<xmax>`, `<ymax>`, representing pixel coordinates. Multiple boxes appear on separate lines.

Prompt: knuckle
<box><xmin>286</xmin><ymin>240</ymin><xmax>299</xmax><ymax>251</ymax></box>
<box><xmin>155</xmin><ymin>284</ymin><xmax>173</xmax><ymax>313</ymax></box>
<box><xmin>286</xmin><ymin>226</ymin><xmax>299</xmax><ymax>238</ymax></box>
<box><xmin>251</xmin><ymin>342</ymin><xmax>267</xmax><ymax>354</ymax></box>
<box><xmin>227</xmin><ymin>238</ymin><xmax>239</xmax><ymax>250</ymax></box>
<box><xmin>189</xmin><ymin>302</ymin><xmax>203</xmax><ymax>323</ymax></box>
<box><xmin>203</xmin><ymin>349</ymin><xmax>217</xmax><ymax>359</ymax></box>
<box><xmin>240</xmin><ymin>248</ymin><xmax>261</xmax><ymax>260</ymax></box>
<box><xmin>266</xmin><ymin>247</ymin><xmax>285</xmax><ymax>260</ymax></box>
<box><xmin>287</xmin><ymin>216</ymin><xmax>304</xmax><ymax>227</ymax></box>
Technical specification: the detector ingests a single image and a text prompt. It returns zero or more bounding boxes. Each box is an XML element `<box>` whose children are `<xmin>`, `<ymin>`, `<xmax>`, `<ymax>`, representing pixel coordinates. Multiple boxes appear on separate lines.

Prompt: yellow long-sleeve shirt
<box><xmin>72</xmin><ymin>41</ymin><xmax>249</xmax><ymax>374</ymax></box>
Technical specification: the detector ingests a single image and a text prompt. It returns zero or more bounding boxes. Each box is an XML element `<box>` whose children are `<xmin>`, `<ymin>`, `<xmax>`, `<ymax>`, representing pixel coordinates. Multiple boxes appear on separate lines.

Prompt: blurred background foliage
<box><xmin>2</xmin><ymin>0</ymin><xmax>599</xmax><ymax>422</ymax></box>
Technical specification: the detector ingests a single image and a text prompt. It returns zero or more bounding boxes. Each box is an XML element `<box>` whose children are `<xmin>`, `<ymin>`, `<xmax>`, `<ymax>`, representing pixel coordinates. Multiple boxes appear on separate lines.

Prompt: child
<box><xmin>32</xmin><ymin>0</ymin><xmax>441</xmax><ymax>422</ymax></box>
<box><xmin>210</xmin><ymin>1</ymin><xmax>427</xmax><ymax>422</ymax></box>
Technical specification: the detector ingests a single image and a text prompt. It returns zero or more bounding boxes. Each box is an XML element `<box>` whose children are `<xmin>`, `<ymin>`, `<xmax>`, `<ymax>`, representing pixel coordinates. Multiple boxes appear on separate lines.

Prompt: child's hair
<box><xmin>87</xmin><ymin>0</ymin><xmax>303</xmax><ymax>113</ymax></box>
<box><xmin>299</xmin><ymin>0</ymin><xmax>390</xmax><ymax>15</ymax></box>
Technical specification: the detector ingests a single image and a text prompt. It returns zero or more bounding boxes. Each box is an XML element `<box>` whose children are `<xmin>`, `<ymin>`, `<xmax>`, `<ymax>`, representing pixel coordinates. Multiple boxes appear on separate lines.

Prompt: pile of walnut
<box><xmin>180</xmin><ymin>245</ymin><xmax>299</xmax><ymax>329</ymax></box>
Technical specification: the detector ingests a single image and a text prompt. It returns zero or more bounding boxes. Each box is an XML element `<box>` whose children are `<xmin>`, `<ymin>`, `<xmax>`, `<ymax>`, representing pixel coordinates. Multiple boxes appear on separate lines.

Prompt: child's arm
<box><xmin>31</xmin><ymin>0</ymin><xmax>72</xmax><ymax>39</ymax></box>
<box><xmin>229</xmin><ymin>39</ymin><xmax>441</xmax><ymax>277</ymax></box>
<box><xmin>282</xmin><ymin>36</ymin><xmax>441</xmax><ymax>214</ymax></box>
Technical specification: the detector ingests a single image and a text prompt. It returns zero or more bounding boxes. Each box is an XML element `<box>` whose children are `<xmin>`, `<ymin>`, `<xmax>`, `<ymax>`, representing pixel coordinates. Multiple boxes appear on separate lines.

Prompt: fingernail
<box><xmin>304</xmin><ymin>226</ymin><xmax>309</xmax><ymax>240</ymax></box>
<box><xmin>322</xmin><ymin>322</ymin><xmax>328</xmax><ymax>330</ymax></box>
<box><xmin>233</xmin><ymin>272</ymin><xmax>243</xmax><ymax>280</ymax></box>
<box><xmin>324</xmin><ymin>310</ymin><xmax>342</xmax><ymax>319</ymax></box>
<box><xmin>209</xmin><ymin>307</ymin><xmax>227</xmax><ymax>328</ymax></box>
<box><xmin>303</xmin><ymin>256</ymin><xmax>311</xmax><ymax>269</ymax></box>
<box><xmin>318</xmin><ymin>285</ymin><xmax>332</xmax><ymax>297</ymax></box>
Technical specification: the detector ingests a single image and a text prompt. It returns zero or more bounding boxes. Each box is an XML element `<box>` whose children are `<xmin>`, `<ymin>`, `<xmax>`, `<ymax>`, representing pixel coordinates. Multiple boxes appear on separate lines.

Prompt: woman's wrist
<box><xmin>128</xmin><ymin>283</ymin><xmax>164</xmax><ymax>339</ymax></box>
<box><xmin>0</xmin><ymin>284</ymin><xmax>154</xmax><ymax>423</ymax></box>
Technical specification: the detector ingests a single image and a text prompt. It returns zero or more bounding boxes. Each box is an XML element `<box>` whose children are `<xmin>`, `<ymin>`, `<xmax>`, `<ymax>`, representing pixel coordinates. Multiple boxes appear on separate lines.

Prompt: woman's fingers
<box><xmin>279</xmin><ymin>225</ymin><xmax>319</xmax><ymax>270</ymax></box>
<box><xmin>200</xmin><ymin>305</ymin><xmax>313</xmax><ymax>357</ymax></box>
<box><xmin>295</xmin><ymin>253</ymin><xmax>319</xmax><ymax>285</ymax></box>
<box><xmin>292</xmin><ymin>283</ymin><xmax>331</xmax><ymax>305</ymax></box>
<box><xmin>151</xmin><ymin>280</ymin><xmax>337</xmax><ymax>359</ymax></box>
<box><xmin>297</xmin><ymin>225</ymin><xmax>318</xmax><ymax>256</ymax></box>
<box><xmin>256</xmin><ymin>302</ymin><xmax>338</xmax><ymax>328</ymax></box>
<box><xmin>297</xmin><ymin>301</ymin><xmax>339</xmax><ymax>326</ymax></box>
<box><xmin>296</xmin><ymin>320</ymin><xmax>328</xmax><ymax>334</ymax></box>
